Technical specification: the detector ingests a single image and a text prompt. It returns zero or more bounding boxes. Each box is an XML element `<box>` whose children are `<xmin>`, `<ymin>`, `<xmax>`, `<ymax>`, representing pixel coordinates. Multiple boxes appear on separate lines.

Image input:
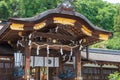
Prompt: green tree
<box><xmin>114</xmin><ymin>4</ymin><xmax>120</xmax><ymax>37</ymax></box>
<box><xmin>2</xmin><ymin>0</ymin><xmax>21</xmax><ymax>17</ymax></box>
<box><xmin>0</xmin><ymin>1</ymin><xmax>9</xmax><ymax>19</ymax></box>
<box><xmin>19</xmin><ymin>0</ymin><xmax>61</xmax><ymax>17</ymax></box>
<box><xmin>106</xmin><ymin>4</ymin><xmax>120</xmax><ymax>50</ymax></box>
<box><xmin>74</xmin><ymin>0</ymin><xmax>116</xmax><ymax>31</ymax></box>
<box><xmin>107</xmin><ymin>37</ymin><xmax>120</xmax><ymax>50</ymax></box>
<box><xmin>0</xmin><ymin>0</ymin><xmax>61</xmax><ymax>18</ymax></box>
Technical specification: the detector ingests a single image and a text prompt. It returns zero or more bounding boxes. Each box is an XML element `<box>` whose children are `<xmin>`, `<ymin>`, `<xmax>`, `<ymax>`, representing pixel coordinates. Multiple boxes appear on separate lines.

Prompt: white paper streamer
<box><xmin>60</xmin><ymin>47</ymin><xmax>64</xmax><ymax>55</ymax></box>
<box><xmin>55</xmin><ymin>26</ymin><xmax>59</xmax><ymax>32</ymax></box>
<box><xmin>79</xmin><ymin>45</ymin><xmax>83</xmax><ymax>51</ymax></box>
<box><xmin>37</xmin><ymin>45</ymin><xmax>40</xmax><ymax>55</ymax></box>
<box><xmin>69</xmin><ymin>48</ymin><xmax>73</xmax><ymax>61</ymax></box>
<box><xmin>79</xmin><ymin>39</ymin><xmax>83</xmax><ymax>44</ymax></box>
<box><xmin>28</xmin><ymin>34</ymin><xmax>32</xmax><ymax>46</ymax></box>
<box><xmin>47</xmin><ymin>45</ymin><xmax>50</xmax><ymax>54</ymax></box>
<box><xmin>17</xmin><ymin>40</ymin><xmax>24</xmax><ymax>47</ymax></box>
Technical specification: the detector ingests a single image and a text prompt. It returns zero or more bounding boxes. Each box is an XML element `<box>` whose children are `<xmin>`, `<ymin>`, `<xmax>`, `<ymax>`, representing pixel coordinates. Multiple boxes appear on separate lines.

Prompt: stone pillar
<box><xmin>24</xmin><ymin>46</ymin><xmax>31</xmax><ymax>80</ymax></box>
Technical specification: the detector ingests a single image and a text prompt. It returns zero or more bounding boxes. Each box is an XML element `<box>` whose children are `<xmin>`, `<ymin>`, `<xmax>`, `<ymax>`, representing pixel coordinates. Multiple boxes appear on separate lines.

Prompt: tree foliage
<box><xmin>74</xmin><ymin>0</ymin><xmax>116</xmax><ymax>31</ymax></box>
<box><xmin>106</xmin><ymin>4</ymin><xmax>120</xmax><ymax>50</ymax></box>
<box><xmin>18</xmin><ymin>0</ymin><xmax>61</xmax><ymax>17</ymax></box>
<box><xmin>0</xmin><ymin>1</ymin><xmax>9</xmax><ymax>19</ymax></box>
<box><xmin>114</xmin><ymin>4</ymin><xmax>120</xmax><ymax>37</ymax></box>
<box><xmin>108</xmin><ymin>72</ymin><xmax>120</xmax><ymax>80</ymax></box>
<box><xmin>0</xmin><ymin>0</ymin><xmax>62</xmax><ymax>18</ymax></box>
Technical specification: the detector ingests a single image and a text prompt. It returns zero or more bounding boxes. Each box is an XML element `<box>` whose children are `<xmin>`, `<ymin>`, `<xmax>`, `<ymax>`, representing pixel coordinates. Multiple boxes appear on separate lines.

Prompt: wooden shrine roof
<box><xmin>0</xmin><ymin>1</ymin><xmax>112</xmax><ymax>50</ymax></box>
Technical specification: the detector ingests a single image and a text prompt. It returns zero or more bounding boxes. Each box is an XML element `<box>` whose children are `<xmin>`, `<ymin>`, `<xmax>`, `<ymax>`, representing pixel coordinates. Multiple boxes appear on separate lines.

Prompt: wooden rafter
<box><xmin>31</xmin><ymin>32</ymin><xmax>77</xmax><ymax>41</ymax></box>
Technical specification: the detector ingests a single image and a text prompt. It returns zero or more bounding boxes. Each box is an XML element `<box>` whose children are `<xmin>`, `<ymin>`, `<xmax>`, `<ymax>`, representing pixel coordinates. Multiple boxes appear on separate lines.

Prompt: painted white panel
<box><xmin>54</xmin><ymin>57</ymin><xmax>59</xmax><ymax>67</ymax></box>
<box><xmin>30</xmin><ymin>56</ymin><xmax>34</xmax><ymax>67</ymax></box>
<box><xmin>14</xmin><ymin>53</ymin><xmax>22</xmax><ymax>67</ymax></box>
<box><xmin>35</xmin><ymin>56</ymin><xmax>44</xmax><ymax>67</ymax></box>
<box><xmin>45</xmin><ymin>57</ymin><xmax>54</xmax><ymax>67</ymax></box>
<box><xmin>30</xmin><ymin>56</ymin><xmax>59</xmax><ymax>67</ymax></box>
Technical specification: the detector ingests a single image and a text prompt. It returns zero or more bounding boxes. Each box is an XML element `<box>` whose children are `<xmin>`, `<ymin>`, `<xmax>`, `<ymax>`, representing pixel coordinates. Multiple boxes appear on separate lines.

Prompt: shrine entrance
<box><xmin>0</xmin><ymin>0</ymin><xmax>112</xmax><ymax>80</ymax></box>
<box><xmin>29</xmin><ymin>48</ymin><xmax>76</xmax><ymax>80</ymax></box>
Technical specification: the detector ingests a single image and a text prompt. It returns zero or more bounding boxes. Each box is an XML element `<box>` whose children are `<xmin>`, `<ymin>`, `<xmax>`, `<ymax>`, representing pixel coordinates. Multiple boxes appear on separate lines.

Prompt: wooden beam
<box><xmin>31</xmin><ymin>32</ymin><xmax>77</xmax><ymax>41</ymax></box>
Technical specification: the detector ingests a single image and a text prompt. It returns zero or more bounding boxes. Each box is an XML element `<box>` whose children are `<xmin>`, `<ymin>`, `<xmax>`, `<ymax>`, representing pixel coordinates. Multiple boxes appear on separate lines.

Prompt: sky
<box><xmin>103</xmin><ymin>0</ymin><xmax>120</xmax><ymax>4</ymax></box>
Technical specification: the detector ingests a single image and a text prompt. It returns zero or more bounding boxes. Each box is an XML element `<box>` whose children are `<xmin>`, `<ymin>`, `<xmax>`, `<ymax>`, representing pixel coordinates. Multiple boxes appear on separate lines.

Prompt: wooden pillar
<box><xmin>38</xmin><ymin>67</ymin><xmax>40</xmax><ymax>80</ymax></box>
<box><xmin>86</xmin><ymin>46</ymin><xmax>89</xmax><ymax>59</ymax></box>
<box><xmin>100</xmin><ymin>64</ymin><xmax>103</xmax><ymax>80</ymax></box>
<box><xmin>24</xmin><ymin>46</ymin><xmax>31</xmax><ymax>80</ymax></box>
<box><xmin>74</xmin><ymin>48</ymin><xmax>82</xmax><ymax>80</ymax></box>
<box><xmin>117</xmin><ymin>65</ymin><xmax>120</xmax><ymax>72</ymax></box>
